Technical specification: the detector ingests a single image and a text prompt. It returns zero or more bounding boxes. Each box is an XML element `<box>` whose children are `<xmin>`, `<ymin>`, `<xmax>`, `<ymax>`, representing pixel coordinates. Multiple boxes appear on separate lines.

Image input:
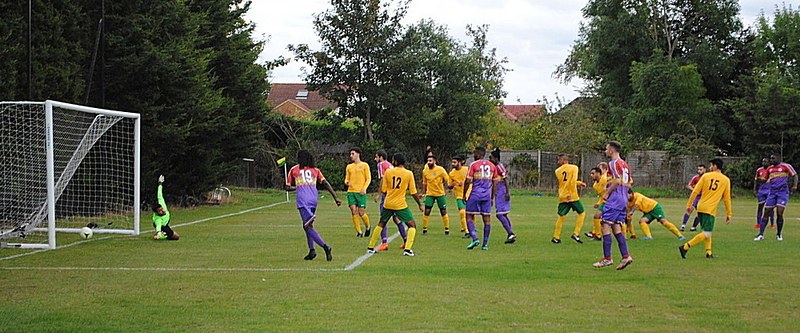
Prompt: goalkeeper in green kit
<box><xmin>153</xmin><ymin>175</ymin><xmax>179</xmax><ymax>240</ymax></box>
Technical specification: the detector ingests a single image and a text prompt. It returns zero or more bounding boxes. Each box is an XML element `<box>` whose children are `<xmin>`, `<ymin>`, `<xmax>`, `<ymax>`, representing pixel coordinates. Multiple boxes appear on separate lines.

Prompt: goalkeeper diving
<box><xmin>153</xmin><ymin>175</ymin><xmax>180</xmax><ymax>240</ymax></box>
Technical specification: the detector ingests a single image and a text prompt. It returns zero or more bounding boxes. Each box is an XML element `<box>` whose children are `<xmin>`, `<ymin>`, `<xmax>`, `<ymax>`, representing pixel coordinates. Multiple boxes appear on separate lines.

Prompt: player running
<box><xmin>448</xmin><ymin>155</ymin><xmax>470</xmax><ymax>238</ymax></box>
<box><xmin>552</xmin><ymin>154</ymin><xmax>587</xmax><ymax>244</ymax></box>
<box><xmin>489</xmin><ymin>148</ymin><xmax>516</xmax><ymax>244</ymax></box>
<box><xmin>681</xmin><ymin>164</ymin><xmax>705</xmax><ymax>231</ymax></box>
<box><xmin>626</xmin><ymin>189</ymin><xmax>685</xmax><ymax>240</ymax></box>
<box><xmin>374</xmin><ymin>149</ymin><xmax>407</xmax><ymax>251</ymax></box>
<box><xmin>421</xmin><ymin>154</ymin><xmax>451</xmax><ymax>235</ymax></box>
<box><xmin>754</xmin><ymin>155</ymin><xmax>797</xmax><ymax>241</ymax></box>
<box><xmin>593</xmin><ymin>141</ymin><xmax>634</xmax><ymax>270</ymax></box>
<box><xmin>285</xmin><ymin>150</ymin><xmax>341</xmax><ymax>261</ymax></box>
<box><xmin>367</xmin><ymin>153</ymin><xmax>423</xmax><ymax>257</ymax></box>
<box><xmin>679</xmin><ymin>158</ymin><xmax>732</xmax><ymax>259</ymax></box>
<box><xmin>345</xmin><ymin>147</ymin><xmax>371</xmax><ymax>237</ymax></box>
<box><xmin>463</xmin><ymin>147</ymin><xmax>500</xmax><ymax>250</ymax></box>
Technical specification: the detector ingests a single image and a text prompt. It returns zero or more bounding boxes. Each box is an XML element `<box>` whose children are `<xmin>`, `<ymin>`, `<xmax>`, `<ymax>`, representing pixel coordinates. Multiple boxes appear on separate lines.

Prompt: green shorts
<box><xmin>347</xmin><ymin>192</ymin><xmax>367</xmax><ymax>208</ymax></box>
<box><xmin>642</xmin><ymin>204</ymin><xmax>666</xmax><ymax>223</ymax></box>
<box><xmin>697</xmin><ymin>213</ymin><xmax>715</xmax><ymax>232</ymax></box>
<box><xmin>456</xmin><ymin>198</ymin><xmax>466</xmax><ymax>210</ymax></box>
<box><xmin>558</xmin><ymin>200</ymin><xmax>585</xmax><ymax>216</ymax></box>
<box><xmin>424</xmin><ymin>195</ymin><xmax>447</xmax><ymax>209</ymax></box>
<box><xmin>380</xmin><ymin>207</ymin><xmax>414</xmax><ymax>224</ymax></box>
<box><xmin>596</xmin><ymin>203</ymin><xmax>605</xmax><ymax>211</ymax></box>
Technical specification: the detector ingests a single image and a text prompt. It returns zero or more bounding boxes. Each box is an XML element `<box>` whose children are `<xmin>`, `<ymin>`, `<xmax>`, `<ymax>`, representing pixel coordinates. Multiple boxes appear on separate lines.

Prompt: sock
<box><xmin>639</xmin><ymin>221</ymin><xmax>652</xmax><ymax>238</ymax></box>
<box><xmin>367</xmin><ymin>225</ymin><xmax>383</xmax><ymax>248</ymax></box>
<box><xmin>627</xmin><ymin>220</ymin><xmax>636</xmax><ymax>236</ymax></box>
<box><xmin>682</xmin><ymin>212</ymin><xmax>690</xmax><ymax>225</ymax></box>
<box><xmin>405</xmin><ymin>227</ymin><xmax>417</xmax><ymax>250</ymax></box>
<box><xmin>614</xmin><ymin>232</ymin><xmax>629</xmax><ymax>257</ymax></box>
<box><xmin>483</xmin><ymin>223</ymin><xmax>491</xmax><ymax>246</ymax></box>
<box><xmin>396</xmin><ymin>220</ymin><xmax>407</xmax><ymax>239</ymax></box>
<box><xmin>459</xmin><ymin>209</ymin><xmax>467</xmax><ymax>231</ymax></box>
<box><xmin>602</xmin><ymin>233</ymin><xmax>612</xmax><ymax>258</ymax></box>
<box><xmin>770</xmin><ymin>211</ymin><xmax>775</xmax><ymax>225</ymax></box>
<box><xmin>592</xmin><ymin>218</ymin><xmax>601</xmax><ymax>237</ymax></box>
<box><xmin>380</xmin><ymin>222</ymin><xmax>388</xmax><ymax>242</ymax></box>
<box><xmin>704</xmin><ymin>235</ymin><xmax>713</xmax><ymax>255</ymax></box>
<box><xmin>352</xmin><ymin>215</ymin><xmax>362</xmax><ymax>233</ymax></box>
<box><xmin>467</xmin><ymin>219</ymin><xmax>477</xmax><ymax>240</ymax></box>
<box><xmin>305</xmin><ymin>230</ymin><xmax>314</xmax><ymax>249</ymax></box>
<box><xmin>554</xmin><ymin>215</ymin><xmax>566</xmax><ymax>239</ymax></box>
<box><xmin>442</xmin><ymin>214</ymin><xmax>450</xmax><ymax>230</ymax></box>
<box><xmin>662</xmin><ymin>221</ymin><xmax>682</xmax><ymax>237</ymax></box>
<box><xmin>423</xmin><ymin>215</ymin><xmax>430</xmax><ymax>230</ymax></box>
<box><xmin>573</xmin><ymin>212</ymin><xmax>586</xmax><ymax>236</ymax></box>
<box><xmin>756</xmin><ymin>207</ymin><xmax>763</xmax><ymax>226</ymax></box>
<box><xmin>759</xmin><ymin>215</ymin><xmax>769</xmax><ymax>235</ymax></box>
<box><xmin>684</xmin><ymin>232</ymin><xmax>707</xmax><ymax>250</ymax></box>
<box><xmin>691</xmin><ymin>216</ymin><xmax>701</xmax><ymax>228</ymax></box>
<box><xmin>307</xmin><ymin>228</ymin><xmax>326</xmax><ymax>247</ymax></box>
<box><xmin>360</xmin><ymin>214</ymin><xmax>370</xmax><ymax>229</ymax></box>
<box><xmin>777</xmin><ymin>216</ymin><xmax>784</xmax><ymax>235</ymax></box>
<box><xmin>497</xmin><ymin>214</ymin><xmax>514</xmax><ymax>235</ymax></box>
<box><xmin>621</xmin><ymin>223</ymin><xmax>628</xmax><ymax>236</ymax></box>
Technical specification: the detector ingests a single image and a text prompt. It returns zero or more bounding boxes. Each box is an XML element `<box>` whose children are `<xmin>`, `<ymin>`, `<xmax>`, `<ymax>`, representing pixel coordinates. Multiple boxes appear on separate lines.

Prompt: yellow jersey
<box><xmin>382</xmin><ymin>166</ymin><xmax>417</xmax><ymax>210</ymax></box>
<box><xmin>555</xmin><ymin>163</ymin><xmax>581</xmax><ymax>203</ymax></box>
<box><xmin>629</xmin><ymin>192</ymin><xmax>658</xmax><ymax>213</ymax></box>
<box><xmin>345</xmin><ymin>161</ymin><xmax>371</xmax><ymax>193</ymax></box>
<box><xmin>688</xmin><ymin>170</ymin><xmax>732</xmax><ymax>217</ymax></box>
<box><xmin>449</xmin><ymin>167</ymin><xmax>469</xmax><ymax>199</ymax></box>
<box><xmin>423</xmin><ymin>165</ymin><xmax>450</xmax><ymax>196</ymax></box>
<box><xmin>592</xmin><ymin>175</ymin><xmax>610</xmax><ymax>206</ymax></box>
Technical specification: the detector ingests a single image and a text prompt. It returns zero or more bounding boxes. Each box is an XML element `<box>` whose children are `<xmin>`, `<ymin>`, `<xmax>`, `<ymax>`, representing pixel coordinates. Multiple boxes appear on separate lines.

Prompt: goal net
<box><xmin>1</xmin><ymin>100</ymin><xmax>140</xmax><ymax>249</ymax></box>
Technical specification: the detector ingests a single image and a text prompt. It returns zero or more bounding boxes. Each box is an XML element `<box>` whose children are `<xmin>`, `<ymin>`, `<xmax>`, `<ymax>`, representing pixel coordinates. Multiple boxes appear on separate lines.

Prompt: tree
<box><xmin>290</xmin><ymin>0</ymin><xmax>409</xmax><ymax>142</ymax></box>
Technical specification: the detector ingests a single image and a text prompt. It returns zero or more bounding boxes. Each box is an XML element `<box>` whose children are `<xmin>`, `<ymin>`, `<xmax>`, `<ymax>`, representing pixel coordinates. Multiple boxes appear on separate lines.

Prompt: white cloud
<box><xmin>246</xmin><ymin>0</ymin><xmax>777</xmax><ymax>105</ymax></box>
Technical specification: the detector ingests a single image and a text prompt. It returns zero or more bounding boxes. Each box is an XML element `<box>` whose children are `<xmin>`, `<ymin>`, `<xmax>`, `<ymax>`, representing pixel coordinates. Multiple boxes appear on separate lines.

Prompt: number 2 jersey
<box><xmin>286</xmin><ymin>165</ymin><xmax>325</xmax><ymax>209</ymax></box>
<box><xmin>466</xmin><ymin>159</ymin><xmax>500</xmax><ymax>202</ymax></box>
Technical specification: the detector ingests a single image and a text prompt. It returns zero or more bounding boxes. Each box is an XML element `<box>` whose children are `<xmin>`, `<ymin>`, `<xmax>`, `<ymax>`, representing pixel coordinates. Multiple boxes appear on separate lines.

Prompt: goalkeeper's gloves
<box><xmin>154</xmin><ymin>231</ymin><xmax>167</xmax><ymax>240</ymax></box>
<box><xmin>158</xmin><ymin>175</ymin><xmax>165</xmax><ymax>184</ymax></box>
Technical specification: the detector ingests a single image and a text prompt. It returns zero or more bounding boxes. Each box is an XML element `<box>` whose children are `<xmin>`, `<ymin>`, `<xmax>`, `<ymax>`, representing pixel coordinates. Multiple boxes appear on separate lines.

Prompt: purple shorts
<box><xmin>466</xmin><ymin>199</ymin><xmax>492</xmax><ymax>215</ymax></box>
<box><xmin>757</xmin><ymin>189</ymin><xmax>770</xmax><ymax>204</ymax></box>
<box><xmin>298</xmin><ymin>207</ymin><xmax>317</xmax><ymax>225</ymax></box>
<box><xmin>495</xmin><ymin>197</ymin><xmax>510</xmax><ymax>214</ymax></box>
<box><xmin>601</xmin><ymin>206</ymin><xmax>627</xmax><ymax>224</ymax></box>
<box><xmin>691</xmin><ymin>195</ymin><xmax>700</xmax><ymax>208</ymax></box>
<box><xmin>765</xmin><ymin>190</ymin><xmax>789</xmax><ymax>208</ymax></box>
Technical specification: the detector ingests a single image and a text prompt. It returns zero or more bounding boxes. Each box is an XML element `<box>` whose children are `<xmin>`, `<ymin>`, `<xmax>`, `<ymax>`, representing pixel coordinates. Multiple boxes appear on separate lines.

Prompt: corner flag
<box><xmin>276</xmin><ymin>157</ymin><xmax>286</xmax><ymax>167</ymax></box>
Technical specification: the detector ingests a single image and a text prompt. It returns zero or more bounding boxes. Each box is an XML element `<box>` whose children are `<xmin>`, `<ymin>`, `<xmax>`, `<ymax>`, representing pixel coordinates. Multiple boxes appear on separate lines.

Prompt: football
<box><xmin>80</xmin><ymin>227</ymin><xmax>93</xmax><ymax>239</ymax></box>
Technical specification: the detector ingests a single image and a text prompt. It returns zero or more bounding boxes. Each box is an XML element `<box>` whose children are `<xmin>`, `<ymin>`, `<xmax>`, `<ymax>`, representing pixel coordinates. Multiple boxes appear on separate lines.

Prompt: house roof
<box><xmin>267</xmin><ymin>83</ymin><xmax>338</xmax><ymax>116</ymax></box>
<box><xmin>499</xmin><ymin>104</ymin><xmax>545</xmax><ymax>122</ymax></box>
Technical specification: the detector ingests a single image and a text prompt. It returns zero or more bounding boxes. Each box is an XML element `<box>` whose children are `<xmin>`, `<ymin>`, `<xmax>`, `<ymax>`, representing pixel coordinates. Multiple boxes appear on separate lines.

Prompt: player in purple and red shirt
<box><xmin>753</xmin><ymin>158</ymin><xmax>774</xmax><ymax>229</ymax></box>
<box><xmin>285</xmin><ymin>150</ymin><xmax>342</xmax><ymax>261</ymax></box>
<box><xmin>489</xmin><ymin>148</ymin><xmax>516</xmax><ymax>244</ymax></box>
<box><xmin>754</xmin><ymin>154</ymin><xmax>797</xmax><ymax>241</ymax></box>
<box><xmin>463</xmin><ymin>147</ymin><xmax>500</xmax><ymax>250</ymax></box>
<box><xmin>681</xmin><ymin>164</ymin><xmax>705</xmax><ymax>231</ymax></box>
<box><xmin>594</xmin><ymin>141</ymin><xmax>633</xmax><ymax>270</ymax></box>
<box><xmin>373</xmin><ymin>149</ymin><xmax>407</xmax><ymax>251</ymax></box>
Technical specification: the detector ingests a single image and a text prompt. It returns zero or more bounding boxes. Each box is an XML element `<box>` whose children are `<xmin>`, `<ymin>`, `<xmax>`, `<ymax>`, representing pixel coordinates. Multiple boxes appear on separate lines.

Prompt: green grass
<box><xmin>1</xmin><ymin>189</ymin><xmax>798</xmax><ymax>332</ymax></box>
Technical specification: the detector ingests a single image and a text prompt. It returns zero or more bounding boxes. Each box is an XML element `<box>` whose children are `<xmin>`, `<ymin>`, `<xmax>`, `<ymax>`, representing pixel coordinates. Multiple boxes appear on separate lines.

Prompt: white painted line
<box><xmin>0</xmin><ymin>266</ymin><xmax>343</xmax><ymax>272</ymax></box>
<box><xmin>344</xmin><ymin>232</ymin><xmax>401</xmax><ymax>271</ymax></box>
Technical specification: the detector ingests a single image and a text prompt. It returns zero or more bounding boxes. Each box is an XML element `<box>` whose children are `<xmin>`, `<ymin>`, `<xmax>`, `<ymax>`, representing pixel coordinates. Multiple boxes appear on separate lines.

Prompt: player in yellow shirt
<box><xmin>552</xmin><ymin>154</ymin><xmax>587</xmax><ymax>244</ymax></box>
<box><xmin>626</xmin><ymin>189</ymin><xmax>685</xmax><ymax>240</ymax></box>
<box><xmin>345</xmin><ymin>147</ymin><xmax>371</xmax><ymax>237</ymax></box>
<box><xmin>584</xmin><ymin>165</ymin><xmax>609</xmax><ymax>241</ymax></box>
<box><xmin>448</xmin><ymin>155</ymin><xmax>469</xmax><ymax>237</ymax></box>
<box><xmin>422</xmin><ymin>155</ymin><xmax>451</xmax><ymax>235</ymax></box>
<box><xmin>679</xmin><ymin>158</ymin><xmax>732</xmax><ymax>259</ymax></box>
<box><xmin>367</xmin><ymin>153</ymin><xmax>423</xmax><ymax>256</ymax></box>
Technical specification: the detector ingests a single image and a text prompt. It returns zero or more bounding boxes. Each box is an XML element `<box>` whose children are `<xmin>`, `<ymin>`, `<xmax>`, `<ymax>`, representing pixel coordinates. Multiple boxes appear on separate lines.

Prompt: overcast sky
<box><xmin>245</xmin><ymin>0</ymin><xmax>780</xmax><ymax>105</ymax></box>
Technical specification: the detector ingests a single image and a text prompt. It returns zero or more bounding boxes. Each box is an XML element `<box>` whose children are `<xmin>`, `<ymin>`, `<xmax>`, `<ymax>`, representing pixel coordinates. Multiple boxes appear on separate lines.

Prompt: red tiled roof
<box><xmin>267</xmin><ymin>83</ymin><xmax>338</xmax><ymax>114</ymax></box>
<box><xmin>499</xmin><ymin>104</ymin><xmax>545</xmax><ymax>122</ymax></box>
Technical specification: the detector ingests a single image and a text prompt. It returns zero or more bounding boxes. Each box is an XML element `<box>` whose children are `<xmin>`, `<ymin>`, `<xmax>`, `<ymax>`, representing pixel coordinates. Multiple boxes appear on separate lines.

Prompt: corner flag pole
<box><xmin>284</xmin><ymin>163</ymin><xmax>289</xmax><ymax>202</ymax></box>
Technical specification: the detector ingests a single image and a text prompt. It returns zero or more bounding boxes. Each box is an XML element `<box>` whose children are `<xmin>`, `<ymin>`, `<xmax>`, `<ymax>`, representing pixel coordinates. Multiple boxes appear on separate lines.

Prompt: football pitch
<box><xmin>1</xmin><ymin>189</ymin><xmax>798</xmax><ymax>332</ymax></box>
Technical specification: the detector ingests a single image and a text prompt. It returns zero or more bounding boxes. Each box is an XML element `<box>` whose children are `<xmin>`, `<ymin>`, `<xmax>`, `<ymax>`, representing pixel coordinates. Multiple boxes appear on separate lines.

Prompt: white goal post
<box><xmin>0</xmin><ymin>100</ymin><xmax>140</xmax><ymax>249</ymax></box>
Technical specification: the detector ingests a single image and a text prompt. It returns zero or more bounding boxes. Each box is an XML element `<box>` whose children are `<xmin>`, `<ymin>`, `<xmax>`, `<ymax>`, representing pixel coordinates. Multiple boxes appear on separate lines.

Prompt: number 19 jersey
<box><xmin>467</xmin><ymin>159</ymin><xmax>499</xmax><ymax>201</ymax></box>
<box><xmin>381</xmin><ymin>166</ymin><xmax>417</xmax><ymax>210</ymax></box>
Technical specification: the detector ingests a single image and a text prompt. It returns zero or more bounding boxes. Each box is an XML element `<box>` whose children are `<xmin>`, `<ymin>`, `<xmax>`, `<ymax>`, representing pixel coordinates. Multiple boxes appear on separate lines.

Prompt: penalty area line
<box><xmin>344</xmin><ymin>232</ymin><xmax>401</xmax><ymax>271</ymax></box>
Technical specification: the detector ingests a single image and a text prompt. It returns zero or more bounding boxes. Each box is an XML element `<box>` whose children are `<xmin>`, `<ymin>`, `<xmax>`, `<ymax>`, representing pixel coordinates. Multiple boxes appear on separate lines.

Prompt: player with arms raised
<box><xmin>152</xmin><ymin>175</ymin><xmax>179</xmax><ymax>240</ymax></box>
<box><xmin>285</xmin><ymin>150</ymin><xmax>341</xmax><ymax>261</ymax></box>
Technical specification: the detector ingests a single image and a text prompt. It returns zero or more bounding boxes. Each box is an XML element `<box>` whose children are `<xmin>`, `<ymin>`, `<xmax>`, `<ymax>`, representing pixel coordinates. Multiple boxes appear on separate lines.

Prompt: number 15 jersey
<box><xmin>381</xmin><ymin>166</ymin><xmax>418</xmax><ymax>210</ymax></box>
